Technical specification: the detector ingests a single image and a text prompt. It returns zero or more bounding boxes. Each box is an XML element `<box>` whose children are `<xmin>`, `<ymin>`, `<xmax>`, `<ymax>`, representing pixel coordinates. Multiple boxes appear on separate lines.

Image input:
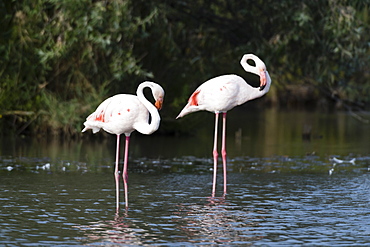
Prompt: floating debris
<box><xmin>1</xmin><ymin>155</ymin><xmax>368</xmax><ymax>175</ymax></box>
<box><xmin>36</xmin><ymin>163</ymin><xmax>51</xmax><ymax>170</ymax></box>
<box><xmin>330</xmin><ymin>157</ymin><xmax>356</xmax><ymax>165</ymax></box>
<box><xmin>328</xmin><ymin>157</ymin><xmax>358</xmax><ymax>175</ymax></box>
<box><xmin>328</xmin><ymin>168</ymin><xmax>334</xmax><ymax>176</ymax></box>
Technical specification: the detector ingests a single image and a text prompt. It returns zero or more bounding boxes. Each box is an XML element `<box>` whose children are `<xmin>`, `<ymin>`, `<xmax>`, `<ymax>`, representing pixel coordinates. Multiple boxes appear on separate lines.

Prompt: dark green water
<box><xmin>1</xmin><ymin>109</ymin><xmax>370</xmax><ymax>245</ymax></box>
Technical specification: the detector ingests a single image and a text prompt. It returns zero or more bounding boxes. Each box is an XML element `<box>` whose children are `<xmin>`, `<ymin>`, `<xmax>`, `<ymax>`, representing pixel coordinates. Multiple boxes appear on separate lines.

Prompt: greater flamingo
<box><xmin>176</xmin><ymin>54</ymin><xmax>271</xmax><ymax>197</ymax></box>
<box><xmin>82</xmin><ymin>81</ymin><xmax>165</xmax><ymax>210</ymax></box>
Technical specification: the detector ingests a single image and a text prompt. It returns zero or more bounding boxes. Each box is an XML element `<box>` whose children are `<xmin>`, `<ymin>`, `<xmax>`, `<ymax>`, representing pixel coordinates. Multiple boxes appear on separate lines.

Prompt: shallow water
<box><xmin>1</xmin><ymin>109</ymin><xmax>370</xmax><ymax>246</ymax></box>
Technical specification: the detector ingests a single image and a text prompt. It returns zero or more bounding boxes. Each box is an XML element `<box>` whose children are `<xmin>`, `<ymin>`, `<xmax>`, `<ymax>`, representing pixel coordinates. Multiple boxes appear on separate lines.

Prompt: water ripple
<box><xmin>1</xmin><ymin>154</ymin><xmax>369</xmax><ymax>176</ymax></box>
<box><xmin>1</xmin><ymin>154</ymin><xmax>370</xmax><ymax>245</ymax></box>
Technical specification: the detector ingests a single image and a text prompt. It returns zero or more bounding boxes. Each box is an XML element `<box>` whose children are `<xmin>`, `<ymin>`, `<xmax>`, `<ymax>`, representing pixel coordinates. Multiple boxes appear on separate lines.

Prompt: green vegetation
<box><xmin>0</xmin><ymin>0</ymin><xmax>369</xmax><ymax>136</ymax></box>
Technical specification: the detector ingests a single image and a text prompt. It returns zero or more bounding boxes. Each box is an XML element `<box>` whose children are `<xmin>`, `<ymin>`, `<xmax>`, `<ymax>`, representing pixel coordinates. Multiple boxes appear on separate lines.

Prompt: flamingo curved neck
<box><xmin>240</xmin><ymin>56</ymin><xmax>259</xmax><ymax>75</ymax></box>
<box><xmin>135</xmin><ymin>82</ymin><xmax>161</xmax><ymax>135</ymax></box>
<box><xmin>239</xmin><ymin>54</ymin><xmax>271</xmax><ymax>102</ymax></box>
<box><xmin>238</xmin><ymin>72</ymin><xmax>271</xmax><ymax>104</ymax></box>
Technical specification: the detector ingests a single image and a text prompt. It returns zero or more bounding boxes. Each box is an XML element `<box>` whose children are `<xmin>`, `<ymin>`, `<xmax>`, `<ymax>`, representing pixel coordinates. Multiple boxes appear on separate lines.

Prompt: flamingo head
<box><xmin>150</xmin><ymin>83</ymin><xmax>165</xmax><ymax>110</ymax></box>
<box><xmin>240</xmin><ymin>54</ymin><xmax>269</xmax><ymax>91</ymax></box>
<box><xmin>155</xmin><ymin>96</ymin><xmax>164</xmax><ymax>110</ymax></box>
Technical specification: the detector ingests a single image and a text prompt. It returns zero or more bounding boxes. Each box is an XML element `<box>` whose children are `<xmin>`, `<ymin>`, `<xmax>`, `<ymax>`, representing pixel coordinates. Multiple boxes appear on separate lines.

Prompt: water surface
<box><xmin>1</xmin><ymin>109</ymin><xmax>370</xmax><ymax>246</ymax></box>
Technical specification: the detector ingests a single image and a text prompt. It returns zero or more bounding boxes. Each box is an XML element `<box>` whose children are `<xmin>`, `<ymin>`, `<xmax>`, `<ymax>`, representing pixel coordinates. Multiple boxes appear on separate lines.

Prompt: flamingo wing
<box><xmin>82</xmin><ymin>94</ymin><xmax>148</xmax><ymax>135</ymax></box>
<box><xmin>192</xmin><ymin>75</ymin><xmax>243</xmax><ymax>112</ymax></box>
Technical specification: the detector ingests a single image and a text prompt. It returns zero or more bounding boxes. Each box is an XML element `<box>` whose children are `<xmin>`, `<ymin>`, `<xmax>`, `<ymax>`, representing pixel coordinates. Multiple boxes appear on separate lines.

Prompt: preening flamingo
<box><xmin>176</xmin><ymin>54</ymin><xmax>271</xmax><ymax>197</ymax></box>
<box><xmin>82</xmin><ymin>81</ymin><xmax>165</xmax><ymax>210</ymax></box>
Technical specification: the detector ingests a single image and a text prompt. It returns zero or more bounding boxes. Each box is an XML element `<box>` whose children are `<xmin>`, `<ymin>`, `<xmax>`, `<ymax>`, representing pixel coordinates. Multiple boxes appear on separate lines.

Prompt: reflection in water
<box><xmin>73</xmin><ymin>197</ymin><xmax>267</xmax><ymax>245</ymax></box>
<box><xmin>173</xmin><ymin>197</ymin><xmax>265</xmax><ymax>244</ymax></box>
<box><xmin>1</xmin><ymin>110</ymin><xmax>369</xmax><ymax>163</ymax></box>
<box><xmin>74</xmin><ymin>214</ymin><xmax>146</xmax><ymax>245</ymax></box>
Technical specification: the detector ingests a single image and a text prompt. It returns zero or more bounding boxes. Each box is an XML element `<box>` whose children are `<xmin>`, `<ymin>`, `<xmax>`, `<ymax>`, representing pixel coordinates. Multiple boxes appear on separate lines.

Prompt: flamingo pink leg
<box><xmin>212</xmin><ymin>112</ymin><xmax>219</xmax><ymax>197</ymax></box>
<box><xmin>221</xmin><ymin>112</ymin><xmax>227</xmax><ymax>196</ymax></box>
<box><xmin>114</xmin><ymin>134</ymin><xmax>121</xmax><ymax>211</ymax></box>
<box><xmin>122</xmin><ymin>135</ymin><xmax>130</xmax><ymax>209</ymax></box>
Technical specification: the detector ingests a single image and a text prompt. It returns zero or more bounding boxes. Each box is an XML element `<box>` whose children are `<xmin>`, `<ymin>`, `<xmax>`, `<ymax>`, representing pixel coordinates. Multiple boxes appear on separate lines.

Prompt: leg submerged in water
<box><xmin>114</xmin><ymin>134</ymin><xmax>121</xmax><ymax>212</ymax></box>
<box><xmin>221</xmin><ymin>112</ymin><xmax>227</xmax><ymax>196</ymax></box>
<box><xmin>122</xmin><ymin>135</ymin><xmax>130</xmax><ymax>209</ymax></box>
<box><xmin>212</xmin><ymin>112</ymin><xmax>219</xmax><ymax>197</ymax></box>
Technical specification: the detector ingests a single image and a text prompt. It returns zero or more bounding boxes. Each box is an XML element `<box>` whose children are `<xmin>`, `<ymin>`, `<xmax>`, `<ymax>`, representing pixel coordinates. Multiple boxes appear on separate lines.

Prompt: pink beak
<box><xmin>259</xmin><ymin>69</ymin><xmax>267</xmax><ymax>87</ymax></box>
<box><xmin>155</xmin><ymin>98</ymin><xmax>163</xmax><ymax>110</ymax></box>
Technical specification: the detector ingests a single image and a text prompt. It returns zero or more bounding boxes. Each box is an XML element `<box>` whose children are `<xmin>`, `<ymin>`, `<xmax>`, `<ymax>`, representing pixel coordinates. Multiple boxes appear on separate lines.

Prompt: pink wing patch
<box><xmin>94</xmin><ymin>112</ymin><xmax>105</xmax><ymax>122</ymax></box>
<box><xmin>188</xmin><ymin>90</ymin><xmax>200</xmax><ymax>106</ymax></box>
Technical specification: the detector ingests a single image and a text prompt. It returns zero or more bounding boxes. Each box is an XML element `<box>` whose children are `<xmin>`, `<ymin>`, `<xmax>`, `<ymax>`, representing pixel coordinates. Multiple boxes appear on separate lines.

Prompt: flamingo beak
<box><xmin>259</xmin><ymin>69</ymin><xmax>267</xmax><ymax>87</ymax></box>
<box><xmin>155</xmin><ymin>98</ymin><xmax>163</xmax><ymax>110</ymax></box>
